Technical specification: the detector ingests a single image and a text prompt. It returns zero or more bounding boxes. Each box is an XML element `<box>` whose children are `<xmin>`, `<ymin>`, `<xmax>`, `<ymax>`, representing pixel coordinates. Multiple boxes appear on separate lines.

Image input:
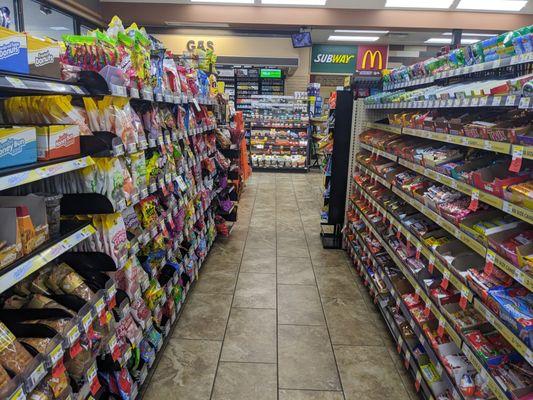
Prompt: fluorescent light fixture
<box><xmin>328</xmin><ymin>35</ymin><xmax>380</xmax><ymax>42</ymax></box>
<box><xmin>456</xmin><ymin>0</ymin><xmax>527</xmax><ymax>11</ymax></box>
<box><xmin>425</xmin><ymin>37</ymin><xmax>479</xmax><ymax>44</ymax></box>
<box><xmin>385</xmin><ymin>0</ymin><xmax>453</xmax><ymax>8</ymax></box>
<box><xmin>334</xmin><ymin>30</ymin><xmax>389</xmax><ymax>34</ymax></box>
<box><xmin>461</xmin><ymin>38</ymin><xmax>480</xmax><ymax>44</ymax></box>
<box><xmin>443</xmin><ymin>32</ymin><xmax>495</xmax><ymax>37</ymax></box>
<box><xmin>190</xmin><ymin>0</ymin><xmax>253</xmax><ymax>3</ymax></box>
<box><xmin>165</xmin><ymin>21</ymin><xmax>231</xmax><ymax>27</ymax></box>
<box><xmin>261</xmin><ymin>0</ymin><xmax>326</xmax><ymax>4</ymax></box>
<box><xmin>49</xmin><ymin>26</ymin><xmax>69</xmax><ymax>31</ymax></box>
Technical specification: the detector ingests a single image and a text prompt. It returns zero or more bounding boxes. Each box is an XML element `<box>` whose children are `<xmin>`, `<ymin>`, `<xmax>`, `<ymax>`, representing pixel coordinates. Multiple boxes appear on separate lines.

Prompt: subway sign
<box><xmin>311</xmin><ymin>44</ymin><xmax>388</xmax><ymax>74</ymax></box>
<box><xmin>311</xmin><ymin>44</ymin><xmax>358</xmax><ymax>74</ymax></box>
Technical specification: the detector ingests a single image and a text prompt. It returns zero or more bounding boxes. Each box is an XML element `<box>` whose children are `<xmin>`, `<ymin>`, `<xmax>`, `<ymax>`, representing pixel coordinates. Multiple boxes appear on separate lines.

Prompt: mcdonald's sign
<box><xmin>356</xmin><ymin>45</ymin><xmax>388</xmax><ymax>71</ymax></box>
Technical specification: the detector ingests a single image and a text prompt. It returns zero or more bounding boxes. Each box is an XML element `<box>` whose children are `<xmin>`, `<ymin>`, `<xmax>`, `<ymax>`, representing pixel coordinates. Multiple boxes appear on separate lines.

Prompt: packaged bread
<box><xmin>27</xmin><ymin>318</ymin><xmax>70</xmax><ymax>335</ymax></box>
<box><xmin>0</xmin><ymin>321</ymin><xmax>33</xmax><ymax>375</ymax></box>
<box><xmin>46</xmin><ymin>263</ymin><xmax>94</xmax><ymax>302</ymax></box>
<box><xmin>25</xmin><ymin>294</ymin><xmax>75</xmax><ymax>316</ymax></box>
<box><xmin>0</xmin><ymin>363</ymin><xmax>10</xmax><ymax>390</ymax></box>
<box><xmin>20</xmin><ymin>337</ymin><xmax>52</xmax><ymax>354</ymax></box>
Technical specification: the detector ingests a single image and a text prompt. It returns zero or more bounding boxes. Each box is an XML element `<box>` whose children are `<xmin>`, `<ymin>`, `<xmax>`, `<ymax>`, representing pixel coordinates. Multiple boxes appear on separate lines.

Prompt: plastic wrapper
<box><xmin>129</xmin><ymin>152</ymin><xmax>147</xmax><ymax>193</ymax></box>
<box><xmin>0</xmin><ymin>321</ymin><xmax>33</xmax><ymax>375</ymax></box>
<box><xmin>20</xmin><ymin>337</ymin><xmax>52</xmax><ymax>354</ymax></box>
<box><xmin>0</xmin><ymin>363</ymin><xmax>10</xmax><ymax>390</ymax></box>
<box><xmin>46</xmin><ymin>263</ymin><xmax>94</xmax><ymax>302</ymax></box>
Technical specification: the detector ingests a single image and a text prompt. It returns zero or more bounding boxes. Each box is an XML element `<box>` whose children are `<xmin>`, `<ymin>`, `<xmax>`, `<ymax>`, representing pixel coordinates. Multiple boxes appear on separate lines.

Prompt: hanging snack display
<box><xmin>0</xmin><ymin>14</ymin><xmax>236</xmax><ymax>400</ymax></box>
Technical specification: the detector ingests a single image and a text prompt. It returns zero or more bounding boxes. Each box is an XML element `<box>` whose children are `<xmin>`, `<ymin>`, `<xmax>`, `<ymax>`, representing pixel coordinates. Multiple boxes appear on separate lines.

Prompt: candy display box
<box><xmin>0</xmin><ymin>26</ymin><xmax>29</xmax><ymax>74</ymax></box>
<box><xmin>0</xmin><ymin>196</ymin><xmax>49</xmax><ymax>254</ymax></box>
<box><xmin>0</xmin><ymin>127</ymin><xmax>37</xmax><ymax>169</ymax></box>
<box><xmin>0</xmin><ymin>208</ymin><xmax>22</xmax><ymax>268</ymax></box>
<box><xmin>487</xmin><ymin>225</ymin><xmax>533</xmax><ymax>268</ymax></box>
<box><xmin>36</xmin><ymin>125</ymin><xmax>80</xmax><ymax>161</ymax></box>
<box><xmin>26</xmin><ymin>35</ymin><xmax>61</xmax><ymax>79</ymax></box>
<box><xmin>470</xmin><ymin>163</ymin><xmax>530</xmax><ymax>198</ymax></box>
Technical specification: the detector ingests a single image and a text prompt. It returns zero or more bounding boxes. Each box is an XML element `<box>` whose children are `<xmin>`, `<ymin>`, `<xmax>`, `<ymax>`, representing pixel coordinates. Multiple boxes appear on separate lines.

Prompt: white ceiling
<box><xmin>101</xmin><ymin>0</ymin><xmax>533</xmax><ymax>13</ymax></box>
<box><xmin>310</xmin><ymin>29</ymin><xmax>497</xmax><ymax>45</ymax></box>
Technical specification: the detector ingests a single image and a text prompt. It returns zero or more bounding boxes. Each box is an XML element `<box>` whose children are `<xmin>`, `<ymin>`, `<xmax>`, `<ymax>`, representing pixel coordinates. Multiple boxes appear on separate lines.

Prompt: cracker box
<box><xmin>0</xmin><ymin>127</ymin><xmax>37</xmax><ymax>169</ymax></box>
<box><xmin>36</xmin><ymin>125</ymin><xmax>80</xmax><ymax>161</ymax></box>
<box><xmin>0</xmin><ymin>26</ymin><xmax>29</xmax><ymax>74</ymax></box>
<box><xmin>26</xmin><ymin>35</ymin><xmax>60</xmax><ymax>79</ymax></box>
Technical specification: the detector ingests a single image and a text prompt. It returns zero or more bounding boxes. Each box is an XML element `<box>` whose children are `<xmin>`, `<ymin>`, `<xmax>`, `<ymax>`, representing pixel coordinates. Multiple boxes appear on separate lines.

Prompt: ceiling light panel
<box><xmin>385</xmin><ymin>0</ymin><xmax>454</xmax><ymax>8</ymax></box>
<box><xmin>443</xmin><ymin>32</ymin><xmax>496</xmax><ymax>37</ymax></box>
<box><xmin>456</xmin><ymin>0</ymin><xmax>527</xmax><ymax>11</ymax></box>
<box><xmin>334</xmin><ymin>30</ymin><xmax>390</xmax><ymax>34</ymax></box>
<box><xmin>425</xmin><ymin>37</ymin><xmax>479</xmax><ymax>44</ymax></box>
<box><xmin>261</xmin><ymin>0</ymin><xmax>327</xmax><ymax>4</ymax></box>
<box><xmin>328</xmin><ymin>35</ymin><xmax>380</xmax><ymax>42</ymax></box>
<box><xmin>190</xmin><ymin>0</ymin><xmax>254</xmax><ymax>3</ymax></box>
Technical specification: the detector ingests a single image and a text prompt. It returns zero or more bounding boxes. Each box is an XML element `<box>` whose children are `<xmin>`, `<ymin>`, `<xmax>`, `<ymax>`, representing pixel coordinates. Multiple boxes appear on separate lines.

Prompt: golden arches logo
<box><xmin>361</xmin><ymin>50</ymin><xmax>383</xmax><ymax>70</ymax></box>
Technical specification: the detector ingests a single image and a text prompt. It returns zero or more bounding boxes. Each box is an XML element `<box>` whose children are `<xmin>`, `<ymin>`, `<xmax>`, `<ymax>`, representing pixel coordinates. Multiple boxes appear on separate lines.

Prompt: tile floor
<box><xmin>144</xmin><ymin>172</ymin><xmax>420</xmax><ymax>400</ymax></box>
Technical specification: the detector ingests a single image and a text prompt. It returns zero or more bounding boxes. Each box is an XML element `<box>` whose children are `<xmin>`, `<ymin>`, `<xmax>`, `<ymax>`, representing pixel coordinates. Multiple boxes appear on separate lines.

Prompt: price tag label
<box><xmin>415</xmin><ymin>371</ymin><xmax>422</xmax><ymax>392</ymax></box>
<box><xmin>470</xmin><ymin>97</ymin><xmax>479</xmax><ymax>106</ymax></box>
<box><xmin>441</xmin><ymin>269</ymin><xmax>450</xmax><ymax>289</ymax></box>
<box><xmin>27</xmin><ymin>361</ymin><xmax>46</xmax><ymax>391</ymax></box>
<box><xmin>49</xmin><ymin>343</ymin><xmax>64</xmax><ymax>366</ymax></box>
<box><xmin>81</xmin><ymin>310</ymin><xmax>93</xmax><ymax>332</ymax></box>
<box><xmin>479</xmin><ymin>97</ymin><xmax>488</xmax><ymax>106</ymax></box>
<box><xmin>428</xmin><ymin>255</ymin><xmax>435</xmax><ymax>274</ymax></box>
<box><xmin>404</xmin><ymin>351</ymin><xmax>411</xmax><ymax>369</ymax></box>
<box><xmin>130</xmin><ymin>87</ymin><xmax>140</xmax><ymax>98</ymax></box>
<box><xmin>505</xmin><ymin>95</ymin><xmax>517</xmax><ymax>106</ymax></box>
<box><xmin>6</xmin><ymin>76</ymin><xmax>27</xmax><ymax>89</ymax></box>
<box><xmin>468</xmin><ymin>189</ymin><xmax>480</xmax><ymax>211</ymax></box>
<box><xmin>492</xmin><ymin>96</ymin><xmax>502</xmax><ymax>106</ymax></box>
<box><xmin>485</xmin><ymin>250</ymin><xmax>496</xmax><ymax>275</ymax></box>
<box><xmin>509</xmin><ymin>145</ymin><xmax>524</xmax><ymax>173</ymax></box>
<box><xmin>397</xmin><ymin>336</ymin><xmax>404</xmax><ymax>353</ymax></box>
<box><xmin>519</xmin><ymin>97</ymin><xmax>531</xmax><ymax>109</ymax></box>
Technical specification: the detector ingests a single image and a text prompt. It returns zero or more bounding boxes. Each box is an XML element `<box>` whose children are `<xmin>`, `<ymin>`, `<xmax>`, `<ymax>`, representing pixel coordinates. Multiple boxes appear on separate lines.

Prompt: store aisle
<box><xmin>144</xmin><ymin>172</ymin><xmax>420</xmax><ymax>400</ymax></box>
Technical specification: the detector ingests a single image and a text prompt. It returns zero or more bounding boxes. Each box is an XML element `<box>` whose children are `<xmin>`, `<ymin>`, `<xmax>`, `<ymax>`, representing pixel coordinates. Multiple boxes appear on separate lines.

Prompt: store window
<box><xmin>0</xmin><ymin>0</ymin><xmax>16</xmax><ymax>30</ymax></box>
<box><xmin>22</xmin><ymin>0</ymin><xmax>74</xmax><ymax>40</ymax></box>
<box><xmin>80</xmin><ymin>24</ymin><xmax>94</xmax><ymax>36</ymax></box>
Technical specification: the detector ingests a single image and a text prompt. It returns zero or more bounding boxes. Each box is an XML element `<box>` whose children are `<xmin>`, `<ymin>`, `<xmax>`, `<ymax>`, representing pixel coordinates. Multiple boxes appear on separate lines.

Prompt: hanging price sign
<box><xmin>397</xmin><ymin>336</ymin><xmax>404</xmax><ymax>353</ymax></box>
<box><xmin>415</xmin><ymin>243</ymin><xmax>422</xmax><ymax>260</ymax></box>
<box><xmin>468</xmin><ymin>189</ymin><xmax>480</xmax><ymax>211</ymax></box>
<box><xmin>485</xmin><ymin>250</ymin><xmax>496</xmax><ymax>275</ymax></box>
<box><xmin>441</xmin><ymin>269</ymin><xmax>450</xmax><ymax>289</ymax></box>
<box><xmin>428</xmin><ymin>255</ymin><xmax>435</xmax><ymax>274</ymax></box>
<box><xmin>509</xmin><ymin>145</ymin><xmax>524</xmax><ymax>173</ymax></box>
<box><xmin>415</xmin><ymin>371</ymin><xmax>422</xmax><ymax>392</ymax></box>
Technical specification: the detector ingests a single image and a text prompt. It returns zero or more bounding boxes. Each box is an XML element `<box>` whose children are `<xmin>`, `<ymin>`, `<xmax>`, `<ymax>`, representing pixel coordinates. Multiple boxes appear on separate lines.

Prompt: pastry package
<box><xmin>46</xmin><ymin>263</ymin><xmax>94</xmax><ymax>302</ymax></box>
<box><xmin>0</xmin><ymin>321</ymin><xmax>33</xmax><ymax>375</ymax></box>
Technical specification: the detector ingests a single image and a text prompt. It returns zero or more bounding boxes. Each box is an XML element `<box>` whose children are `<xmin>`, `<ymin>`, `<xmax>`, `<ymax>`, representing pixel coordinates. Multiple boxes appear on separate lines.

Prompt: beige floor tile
<box><xmin>212</xmin><ymin>362</ymin><xmax>277</xmax><ymax>400</ymax></box>
<box><xmin>194</xmin><ymin>270</ymin><xmax>237</xmax><ymax>295</ymax></box>
<box><xmin>144</xmin><ymin>339</ymin><xmax>221</xmax><ymax>400</ymax></box>
<box><xmin>278</xmin><ymin>325</ymin><xmax>341</xmax><ymax>391</ymax></box>
<box><xmin>220</xmin><ymin>308</ymin><xmax>277</xmax><ymax>363</ymax></box>
<box><xmin>240</xmin><ymin>254</ymin><xmax>277</xmax><ymax>274</ymax></box>
<box><xmin>278</xmin><ymin>284</ymin><xmax>325</xmax><ymax>325</ymax></box>
<box><xmin>314</xmin><ymin>267</ymin><xmax>361</xmax><ymax>300</ymax></box>
<box><xmin>233</xmin><ymin>272</ymin><xmax>277</xmax><ymax>308</ymax></box>
<box><xmin>175</xmin><ymin>293</ymin><xmax>232</xmax><ymax>340</ymax></box>
<box><xmin>322</xmin><ymin>297</ymin><xmax>384</xmax><ymax>346</ymax></box>
<box><xmin>277</xmin><ymin>257</ymin><xmax>316</xmax><ymax>285</ymax></box>
<box><xmin>277</xmin><ymin>237</ymin><xmax>309</xmax><ymax>258</ymax></box>
<box><xmin>334</xmin><ymin>345</ymin><xmax>411</xmax><ymax>400</ymax></box>
<box><xmin>279</xmin><ymin>390</ymin><xmax>344</xmax><ymax>400</ymax></box>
